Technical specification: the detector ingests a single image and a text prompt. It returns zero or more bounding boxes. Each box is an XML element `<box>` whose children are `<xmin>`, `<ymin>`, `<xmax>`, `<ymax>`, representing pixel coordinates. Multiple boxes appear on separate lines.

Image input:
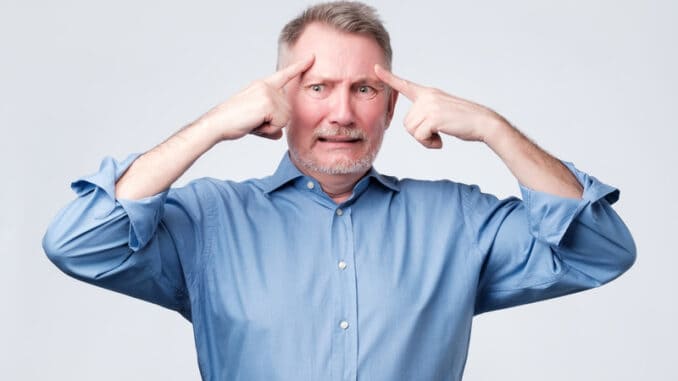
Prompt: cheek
<box><xmin>355</xmin><ymin>101</ymin><xmax>389</xmax><ymax>129</ymax></box>
<box><xmin>290</xmin><ymin>95</ymin><xmax>326</xmax><ymax>128</ymax></box>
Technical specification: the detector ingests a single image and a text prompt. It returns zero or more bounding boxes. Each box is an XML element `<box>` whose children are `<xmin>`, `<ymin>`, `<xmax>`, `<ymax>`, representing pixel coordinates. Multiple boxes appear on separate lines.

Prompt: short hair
<box><xmin>278</xmin><ymin>1</ymin><xmax>392</xmax><ymax>68</ymax></box>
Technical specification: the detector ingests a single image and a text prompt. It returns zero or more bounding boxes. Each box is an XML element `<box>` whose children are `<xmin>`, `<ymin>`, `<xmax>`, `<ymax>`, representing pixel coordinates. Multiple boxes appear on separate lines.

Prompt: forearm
<box><xmin>115</xmin><ymin>119</ymin><xmax>218</xmax><ymax>200</ymax></box>
<box><xmin>483</xmin><ymin>120</ymin><xmax>583</xmax><ymax>199</ymax></box>
<box><xmin>115</xmin><ymin>57</ymin><xmax>314</xmax><ymax>200</ymax></box>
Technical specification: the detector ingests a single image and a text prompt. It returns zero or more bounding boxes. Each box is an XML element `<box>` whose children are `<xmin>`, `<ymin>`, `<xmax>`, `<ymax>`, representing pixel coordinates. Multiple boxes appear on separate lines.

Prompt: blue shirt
<box><xmin>43</xmin><ymin>153</ymin><xmax>635</xmax><ymax>381</ymax></box>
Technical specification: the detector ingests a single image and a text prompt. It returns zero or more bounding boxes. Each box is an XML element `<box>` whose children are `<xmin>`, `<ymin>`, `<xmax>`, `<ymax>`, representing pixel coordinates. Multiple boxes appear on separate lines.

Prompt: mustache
<box><xmin>313</xmin><ymin>125</ymin><xmax>366</xmax><ymax>140</ymax></box>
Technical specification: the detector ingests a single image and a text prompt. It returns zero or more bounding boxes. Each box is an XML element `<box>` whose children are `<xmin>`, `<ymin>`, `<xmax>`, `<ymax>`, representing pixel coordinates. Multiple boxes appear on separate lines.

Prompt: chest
<box><xmin>189</xmin><ymin>191</ymin><xmax>482</xmax><ymax>379</ymax></box>
<box><xmin>197</xmin><ymin>196</ymin><xmax>479</xmax><ymax>328</ymax></box>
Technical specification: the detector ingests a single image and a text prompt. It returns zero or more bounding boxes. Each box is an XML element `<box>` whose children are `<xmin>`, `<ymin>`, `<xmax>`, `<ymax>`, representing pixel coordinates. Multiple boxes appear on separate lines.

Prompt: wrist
<box><xmin>176</xmin><ymin>118</ymin><xmax>222</xmax><ymax>154</ymax></box>
<box><xmin>193</xmin><ymin>116</ymin><xmax>229</xmax><ymax>146</ymax></box>
<box><xmin>480</xmin><ymin>115</ymin><xmax>513</xmax><ymax>148</ymax></box>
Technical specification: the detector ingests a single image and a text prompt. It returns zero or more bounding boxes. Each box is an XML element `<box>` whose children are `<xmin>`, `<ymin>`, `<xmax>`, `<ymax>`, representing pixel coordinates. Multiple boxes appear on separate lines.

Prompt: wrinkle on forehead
<box><xmin>280</xmin><ymin>22</ymin><xmax>387</xmax><ymax>81</ymax></box>
<box><xmin>307</xmin><ymin>55</ymin><xmax>377</xmax><ymax>82</ymax></box>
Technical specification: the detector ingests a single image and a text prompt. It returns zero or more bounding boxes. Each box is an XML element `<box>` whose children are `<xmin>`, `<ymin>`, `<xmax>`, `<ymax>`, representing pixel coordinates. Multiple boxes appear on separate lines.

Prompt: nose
<box><xmin>328</xmin><ymin>87</ymin><xmax>355</xmax><ymax>127</ymax></box>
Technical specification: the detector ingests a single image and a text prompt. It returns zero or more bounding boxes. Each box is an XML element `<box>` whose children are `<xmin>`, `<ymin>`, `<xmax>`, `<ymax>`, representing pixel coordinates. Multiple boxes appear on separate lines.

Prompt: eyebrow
<box><xmin>301</xmin><ymin>75</ymin><xmax>385</xmax><ymax>87</ymax></box>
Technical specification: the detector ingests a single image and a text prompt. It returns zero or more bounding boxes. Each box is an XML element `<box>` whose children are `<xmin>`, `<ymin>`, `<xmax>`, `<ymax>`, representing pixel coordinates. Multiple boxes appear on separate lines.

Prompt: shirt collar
<box><xmin>261</xmin><ymin>152</ymin><xmax>400</xmax><ymax>194</ymax></box>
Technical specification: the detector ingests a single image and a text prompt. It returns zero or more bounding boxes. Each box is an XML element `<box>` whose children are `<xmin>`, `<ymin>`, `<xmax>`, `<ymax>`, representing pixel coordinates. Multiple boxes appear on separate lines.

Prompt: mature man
<box><xmin>44</xmin><ymin>2</ymin><xmax>635</xmax><ymax>380</ymax></box>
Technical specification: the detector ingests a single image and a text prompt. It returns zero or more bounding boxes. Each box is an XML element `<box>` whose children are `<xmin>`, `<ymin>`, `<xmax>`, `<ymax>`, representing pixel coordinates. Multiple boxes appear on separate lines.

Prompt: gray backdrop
<box><xmin>2</xmin><ymin>0</ymin><xmax>675</xmax><ymax>379</ymax></box>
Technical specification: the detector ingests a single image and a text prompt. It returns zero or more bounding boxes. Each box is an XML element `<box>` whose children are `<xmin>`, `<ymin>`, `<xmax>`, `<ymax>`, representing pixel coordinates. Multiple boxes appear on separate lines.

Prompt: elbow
<box><xmin>42</xmin><ymin>223</ymin><xmax>94</xmax><ymax>278</ymax></box>
<box><xmin>615</xmin><ymin>237</ymin><xmax>637</xmax><ymax>276</ymax></box>
<box><xmin>42</xmin><ymin>227</ymin><xmax>76</xmax><ymax>275</ymax></box>
<box><xmin>42</xmin><ymin>185</ymin><xmax>133</xmax><ymax>280</ymax></box>
<box><xmin>43</xmin><ymin>218</ymin><xmax>134</xmax><ymax>282</ymax></box>
<box><xmin>599</xmin><ymin>233</ymin><xmax>636</xmax><ymax>284</ymax></box>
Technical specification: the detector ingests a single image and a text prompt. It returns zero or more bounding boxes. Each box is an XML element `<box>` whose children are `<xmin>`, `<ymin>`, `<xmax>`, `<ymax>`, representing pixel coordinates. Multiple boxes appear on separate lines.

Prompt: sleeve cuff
<box><xmin>71</xmin><ymin>153</ymin><xmax>141</xmax><ymax>198</ymax></box>
<box><xmin>519</xmin><ymin>161</ymin><xmax>620</xmax><ymax>246</ymax></box>
<box><xmin>70</xmin><ymin>154</ymin><xmax>169</xmax><ymax>251</ymax></box>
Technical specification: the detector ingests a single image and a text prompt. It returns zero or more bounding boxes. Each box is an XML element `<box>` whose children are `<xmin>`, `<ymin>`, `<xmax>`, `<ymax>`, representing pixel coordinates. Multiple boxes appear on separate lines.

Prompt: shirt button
<box><xmin>336</xmin><ymin>208</ymin><xmax>344</xmax><ymax>216</ymax></box>
<box><xmin>306</xmin><ymin>181</ymin><xmax>314</xmax><ymax>189</ymax></box>
<box><xmin>338</xmin><ymin>260</ymin><xmax>347</xmax><ymax>270</ymax></box>
<box><xmin>339</xmin><ymin>320</ymin><xmax>349</xmax><ymax>330</ymax></box>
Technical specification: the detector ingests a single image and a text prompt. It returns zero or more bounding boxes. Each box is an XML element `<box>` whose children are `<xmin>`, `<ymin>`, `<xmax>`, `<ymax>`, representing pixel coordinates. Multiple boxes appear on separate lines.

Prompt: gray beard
<box><xmin>289</xmin><ymin>147</ymin><xmax>377</xmax><ymax>175</ymax></box>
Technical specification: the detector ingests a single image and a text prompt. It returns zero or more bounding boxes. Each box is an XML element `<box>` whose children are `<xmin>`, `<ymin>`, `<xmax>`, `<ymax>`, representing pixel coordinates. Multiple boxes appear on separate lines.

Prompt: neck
<box><xmin>290</xmin><ymin>157</ymin><xmax>368</xmax><ymax>204</ymax></box>
<box><xmin>315</xmin><ymin>171</ymin><xmax>366</xmax><ymax>204</ymax></box>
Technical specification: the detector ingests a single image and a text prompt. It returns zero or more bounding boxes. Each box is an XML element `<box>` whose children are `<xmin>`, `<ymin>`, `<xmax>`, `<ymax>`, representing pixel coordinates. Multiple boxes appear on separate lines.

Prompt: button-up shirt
<box><xmin>43</xmin><ymin>153</ymin><xmax>635</xmax><ymax>380</ymax></box>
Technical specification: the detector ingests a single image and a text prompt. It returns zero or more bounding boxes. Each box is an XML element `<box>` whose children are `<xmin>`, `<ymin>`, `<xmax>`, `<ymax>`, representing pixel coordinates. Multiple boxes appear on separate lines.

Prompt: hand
<box><xmin>374</xmin><ymin>64</ymin><xmax>509</xmax><ymax>149</ymax></box>
<box><xmin>197</xmin><ymin>55</ymin><xmax>315</xmax><ymax>142</ymax></box>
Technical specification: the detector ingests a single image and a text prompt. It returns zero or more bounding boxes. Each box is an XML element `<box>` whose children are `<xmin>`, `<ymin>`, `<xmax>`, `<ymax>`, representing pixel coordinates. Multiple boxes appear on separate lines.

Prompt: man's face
<box><xmin>282</xmin><ymin>23</ymin><xmax>397</xmax><ymax>177</ymax></box>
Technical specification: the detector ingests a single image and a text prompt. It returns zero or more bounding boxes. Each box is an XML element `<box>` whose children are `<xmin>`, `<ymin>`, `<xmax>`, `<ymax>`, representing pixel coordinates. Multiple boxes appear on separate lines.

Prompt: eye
<box><xmin>355</xmin><ymin>85</ymin><xmax>377</xmax><ymax>100</ymax></box>
<box><xmin>304</xmin><ymin>84</ymin><xmax>328</xmax><ymax>99</ymax></box>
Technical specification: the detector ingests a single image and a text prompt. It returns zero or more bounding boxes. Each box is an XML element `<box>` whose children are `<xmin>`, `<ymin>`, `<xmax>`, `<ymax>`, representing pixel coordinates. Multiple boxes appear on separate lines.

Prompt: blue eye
<box><xmin>355</xmin><ymin>85</ymin><xmax>377</xmax><ymax>99</ymax></box>
<box><xmin>305</xmin><ymin>84</ymin><xmax>328</xmax><ymax>99</ymax></box>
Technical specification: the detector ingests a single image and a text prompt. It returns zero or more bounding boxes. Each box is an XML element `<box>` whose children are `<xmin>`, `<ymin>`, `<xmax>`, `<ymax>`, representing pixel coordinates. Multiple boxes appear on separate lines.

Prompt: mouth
<box><xmin>317</xmin><ymin>136</ymin><xmax>362</xmax><ymax>143</ymax></box>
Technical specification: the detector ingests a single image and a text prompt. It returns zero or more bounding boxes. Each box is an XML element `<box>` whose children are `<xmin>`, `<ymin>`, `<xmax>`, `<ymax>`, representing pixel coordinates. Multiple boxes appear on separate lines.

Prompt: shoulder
<box><xmin>390</xmin><ymin>176</ymin><xmax>475</xmax><ymax>198</ymax></box>
<box><xmin>384</xmin><ymin>175</ymin><xmax>511</xmax><ymax>213</ymax></box>
<box><xmin>166</xmin><ymin>176</ymin><xmax>268</xmax><ymax>209</ymax></box>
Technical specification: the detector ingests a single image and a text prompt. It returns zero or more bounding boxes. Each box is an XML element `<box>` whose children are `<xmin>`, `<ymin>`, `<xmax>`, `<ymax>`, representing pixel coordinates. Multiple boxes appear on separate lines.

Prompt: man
<box><xmin>43</xmin><ymin>2</ymin><xmax>635</xmax><ymax>380</ymax></box>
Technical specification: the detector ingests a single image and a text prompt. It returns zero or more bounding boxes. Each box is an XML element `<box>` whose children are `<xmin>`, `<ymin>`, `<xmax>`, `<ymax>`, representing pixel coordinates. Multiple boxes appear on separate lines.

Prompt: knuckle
<box><xmin>405</xmin><ymin>123</ymin><xmax>417</xmax><ymax>134</ymax></box>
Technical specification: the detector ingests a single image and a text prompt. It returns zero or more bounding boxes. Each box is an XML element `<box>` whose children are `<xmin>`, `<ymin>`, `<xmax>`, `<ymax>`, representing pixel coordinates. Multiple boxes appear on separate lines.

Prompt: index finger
<box><xmin>374</xmin><ymin>64</ymin><xmax>422</xmax><ymax>101</ymax></box>
<box><xmin>267</xmin><ymin>55</ymin><xmax>315</xmax><ymax>88</ymax></box>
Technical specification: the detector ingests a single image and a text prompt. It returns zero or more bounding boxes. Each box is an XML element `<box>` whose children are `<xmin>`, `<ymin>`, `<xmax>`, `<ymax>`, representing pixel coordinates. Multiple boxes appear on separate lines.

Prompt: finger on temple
<box><xmin>374</xmin><ymin>64</ymin><xmax>419</xmax><ymax>100</ymax></box>
<box><xmin>268</xmin><ymin>55</ymin><xmax>315</xmax><ymax>88</ymax></box>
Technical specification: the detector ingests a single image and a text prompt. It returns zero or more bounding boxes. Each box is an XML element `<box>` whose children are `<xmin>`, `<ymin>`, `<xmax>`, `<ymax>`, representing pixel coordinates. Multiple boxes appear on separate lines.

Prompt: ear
<box><xmin>384</xmin><ymin>88</ymin><xmax>399</xmax><ymax>129</ymax></box>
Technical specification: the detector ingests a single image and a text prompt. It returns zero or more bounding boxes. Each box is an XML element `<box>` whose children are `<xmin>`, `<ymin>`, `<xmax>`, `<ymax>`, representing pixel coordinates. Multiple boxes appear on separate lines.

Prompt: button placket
<box><xmin>334</xmin><ymin>206</ymin><xmax>358</xmax><ymax>379</ymax></box>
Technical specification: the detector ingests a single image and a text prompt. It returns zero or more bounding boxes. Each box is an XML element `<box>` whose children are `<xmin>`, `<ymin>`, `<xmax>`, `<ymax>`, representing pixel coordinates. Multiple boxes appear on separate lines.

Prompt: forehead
<box><xmin>286</xmin><ymin>23</ymin><xmax>387</xmax><ymax>79</ymax></box>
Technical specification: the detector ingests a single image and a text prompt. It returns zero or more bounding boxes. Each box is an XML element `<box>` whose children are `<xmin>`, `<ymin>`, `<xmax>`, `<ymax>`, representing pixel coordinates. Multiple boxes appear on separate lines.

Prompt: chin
<box><xmin>291</xmin><ymin>149</ymin><xmax>376</xmax><ymax>176</ymax></box>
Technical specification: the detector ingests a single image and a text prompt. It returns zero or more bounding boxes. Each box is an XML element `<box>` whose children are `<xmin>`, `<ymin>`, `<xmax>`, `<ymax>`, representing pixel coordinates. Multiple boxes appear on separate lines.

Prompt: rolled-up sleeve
<box><xmin>470</xmin><ymin>162</ymin><xmax>636</xmax><ymax>314</ymax></box>
<box><xmin>43</xmin><ymin>155</ymin><xmax>192</xmax><ymax>319</ymax></box>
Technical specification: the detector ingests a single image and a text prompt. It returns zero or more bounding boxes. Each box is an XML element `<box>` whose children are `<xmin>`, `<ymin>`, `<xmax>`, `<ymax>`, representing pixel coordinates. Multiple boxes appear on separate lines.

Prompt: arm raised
<box><xmin>374</xmin><ymin>64</ymin><xmax>582</xmax><ymax>199</ymax></box>
<box><xmin>115</xmin><ymin>55</ymin><xmax>314</xmax><ymax>200</ymax></box>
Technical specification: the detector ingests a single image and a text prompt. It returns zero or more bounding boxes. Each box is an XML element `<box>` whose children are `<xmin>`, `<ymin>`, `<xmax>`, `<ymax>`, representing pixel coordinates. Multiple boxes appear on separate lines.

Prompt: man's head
<box><xmin>278</xmin><ymin>1</ymin><xmax>392</xmax><ymax>70</ymax></box>
<box><xmin>277</xmin><ymin>1</ymin><xmax>398</xmax><ymax>178</ymax></box>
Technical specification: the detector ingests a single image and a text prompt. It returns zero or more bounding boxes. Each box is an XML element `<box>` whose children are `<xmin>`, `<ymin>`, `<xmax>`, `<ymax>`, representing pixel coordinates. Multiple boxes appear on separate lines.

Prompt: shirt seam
<box><xmin>481</xmin><ymin>264</ymin><xmax>574</xmax><ymax>293</ymax></box>
<box><xmin>460</xmin><ymin>185</ymin><xmax>485</xmax><ymax>259</ymax></box>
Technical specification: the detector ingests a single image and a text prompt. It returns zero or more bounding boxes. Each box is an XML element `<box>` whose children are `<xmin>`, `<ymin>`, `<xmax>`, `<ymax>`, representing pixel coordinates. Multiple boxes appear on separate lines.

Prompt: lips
<box><xmin>318</xmin><ymin>135</ymin><xmax>362</xmax><ymax>143</ymax></box>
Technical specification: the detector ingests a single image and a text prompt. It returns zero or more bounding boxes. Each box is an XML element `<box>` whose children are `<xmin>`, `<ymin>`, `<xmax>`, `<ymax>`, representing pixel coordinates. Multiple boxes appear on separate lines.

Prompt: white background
<box><xmin>1</xmin><ymin>0</ymin><xmax>676</xmax><ymax>379</ymax></box>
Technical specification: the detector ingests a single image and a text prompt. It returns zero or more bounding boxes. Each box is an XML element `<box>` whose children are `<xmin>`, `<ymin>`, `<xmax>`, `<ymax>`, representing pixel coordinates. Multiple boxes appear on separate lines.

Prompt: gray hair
<box><xmin>278</xmin><ymin>1</ymin><xmax>392</xmax><ymax>68</ymax></box>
